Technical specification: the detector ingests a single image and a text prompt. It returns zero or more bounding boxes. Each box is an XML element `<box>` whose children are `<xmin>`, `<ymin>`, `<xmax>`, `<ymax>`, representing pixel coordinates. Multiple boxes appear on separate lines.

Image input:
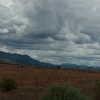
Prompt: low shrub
<box><xmin>40</xmin><ymin>83</ymin><xmax>91</xmax><ymax>100</ymax></box>
<box><xmin>0</xmin><ymin>78</ymin><xmax>18</xmax><ymax>92</ymax></box>
<box><xmin>92</xmin><ymin>81</ymin><xmax>100</xmax><ymax>100</ymax></box>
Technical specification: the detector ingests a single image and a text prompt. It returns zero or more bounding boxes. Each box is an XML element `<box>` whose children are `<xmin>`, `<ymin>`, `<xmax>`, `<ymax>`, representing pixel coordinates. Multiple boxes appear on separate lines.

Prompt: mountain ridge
<box><xmin>0</xmin><ymin>51</ymin><xmax>53</xmax><ymax>66</ymax></box>
<box><xmin>0</xmin><ymin>51</ymin><xmax>99</xmax><ymax>69</ymax></box>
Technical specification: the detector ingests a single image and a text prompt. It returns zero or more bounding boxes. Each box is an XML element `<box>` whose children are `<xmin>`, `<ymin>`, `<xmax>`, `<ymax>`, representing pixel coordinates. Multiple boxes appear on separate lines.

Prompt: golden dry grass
<box><xmin>0</xmin><ymin>64</ymin><xmax>100</xmax><ymax>84</ymax></box>
<box><xmin>0</xmin><ymin>64</ymin><xmax>99</xmax><ymax>100</ymax></box>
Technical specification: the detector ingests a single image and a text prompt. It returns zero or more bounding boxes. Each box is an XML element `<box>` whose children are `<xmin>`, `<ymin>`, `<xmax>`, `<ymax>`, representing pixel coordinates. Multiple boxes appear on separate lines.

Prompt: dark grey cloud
<box><xmin>21</xmin><ymin>0</ymin><xmax>67</xmax><ymax>40</ymax></box>
<box><xmin>0</xmin><ymin>0</ymin><xmax>100</xmax><ymax>66</ymax></box>
<box><xmin>80</xmin><ymin>25</ymin><xmax>100</xmax><ymax>42</ymax></box>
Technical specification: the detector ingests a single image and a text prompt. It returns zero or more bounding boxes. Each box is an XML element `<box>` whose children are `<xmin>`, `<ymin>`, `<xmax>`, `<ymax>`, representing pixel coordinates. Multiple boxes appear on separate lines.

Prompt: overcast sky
<box><xmin>0</xmin><ymin>0</ymin><xmax>100</xmax><ymax>66</ymax></box>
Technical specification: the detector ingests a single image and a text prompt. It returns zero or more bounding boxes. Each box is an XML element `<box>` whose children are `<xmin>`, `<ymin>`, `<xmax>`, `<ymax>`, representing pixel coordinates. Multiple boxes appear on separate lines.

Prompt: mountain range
<box><xmin>61</xmin><ymin>63</ymin><xmax>94</xmax><ymax>69</ymax></box>
<box><xmin>0</xmin><ymin>51</ymin><xmax>53</xmax><ymax>66</ymax></box>
<box><xmin>0</xmin><ymin>51</ymin><xmax>99</xmax><ymax>69</ymax></box>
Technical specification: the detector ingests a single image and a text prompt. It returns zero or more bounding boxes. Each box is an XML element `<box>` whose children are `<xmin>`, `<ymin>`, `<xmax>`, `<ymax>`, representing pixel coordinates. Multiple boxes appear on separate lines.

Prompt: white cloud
<box><xmin>0</xmin><ymin>0</ymin><xmax>13</xmax><ymax>7</ymax></box>
<box><xmin>0</xmin><ymin>29</ymin><xmax>8</xmax><ymax>34</ymax></box>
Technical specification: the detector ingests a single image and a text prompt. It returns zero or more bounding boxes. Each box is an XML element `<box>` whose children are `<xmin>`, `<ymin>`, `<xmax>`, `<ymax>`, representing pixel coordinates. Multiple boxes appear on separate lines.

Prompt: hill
<box><xmin>0</xmin><ymin>51</ymin><xmax>98</xmax><ymax>69</ymax></box>
<box><xmin>0</xmin><ymin>51</ymin><xmax>53</xmax><ymax>66</ymax></box>
<box><xmin>61</xmin><ymin>63</ymin><xmax>94</xmax><ymax>69</ymax></box>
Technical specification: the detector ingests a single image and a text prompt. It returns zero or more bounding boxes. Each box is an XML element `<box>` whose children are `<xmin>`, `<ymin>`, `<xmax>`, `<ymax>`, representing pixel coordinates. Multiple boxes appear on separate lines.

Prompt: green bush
<box><xmin>0</xmin><ymin>78</ymin><xmax>18</xmax><ymax>92</ymax></box>
<box><xmin>40</xmin><ymin>83</ymin><xmax>91</xmax><ymax>100</ymax></box>
<box><xmin>92</xmin><ymin>81</ymin><xmax>100</xmax><ymax>100</ymax></box>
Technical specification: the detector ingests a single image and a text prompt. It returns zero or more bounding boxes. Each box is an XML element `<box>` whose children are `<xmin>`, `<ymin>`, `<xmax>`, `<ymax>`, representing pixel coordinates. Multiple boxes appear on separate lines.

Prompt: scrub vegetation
<box><xmin>0</xmin><ymin>64</ymin><xmax>100</xmax><ymax>100</ymax></box>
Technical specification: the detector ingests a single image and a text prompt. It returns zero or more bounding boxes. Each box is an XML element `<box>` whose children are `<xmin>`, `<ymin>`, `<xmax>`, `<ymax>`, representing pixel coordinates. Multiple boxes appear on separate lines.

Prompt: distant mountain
<box><xmin>61</xmin><ymin>63</ymin><xmax>94</xmax><ymax>69</ymax></box>
<box><xmin>0</xmin><ymin>51</ymin><xmax>99</xmax><ymax>69</ymax></box>
<box><xmin>0</xmin><ymin>51</ymin><xmax>53</xmax><ymax>66</ymax></box>
<box><xmin>0</xmin><ymin>57</ymin><xmax>30</xmax><ymax>65</ymax></box>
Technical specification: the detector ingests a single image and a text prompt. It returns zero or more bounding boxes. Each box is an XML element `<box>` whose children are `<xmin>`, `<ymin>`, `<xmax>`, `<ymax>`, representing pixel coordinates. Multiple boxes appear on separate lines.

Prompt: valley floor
<box><xmin>0</xmin><ymin>64</ymin><xmax>99</xmax><ymax>99</ymax></box>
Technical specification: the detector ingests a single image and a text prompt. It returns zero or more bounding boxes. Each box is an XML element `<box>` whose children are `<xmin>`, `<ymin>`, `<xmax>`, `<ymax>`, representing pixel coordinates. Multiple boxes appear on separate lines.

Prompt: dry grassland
<box><xmin>0</xmin><ymin>64</ymin><xmax>100</xmax><ymax>100</ymax></box>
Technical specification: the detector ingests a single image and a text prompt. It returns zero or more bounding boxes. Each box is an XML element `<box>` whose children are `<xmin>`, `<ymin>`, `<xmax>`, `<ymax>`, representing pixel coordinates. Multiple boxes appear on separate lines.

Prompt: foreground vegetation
<box><xmin>0</xmin><ymin>78</ymin><xmax>17</xmax><ymax>92</ymax></box>
<box><xmin>40</xmin><ymin>83</ymin><xmax>91</xmax><ymax>100</ymax></box>
<box><xmin>0</xmin><ymin>64</ymin><xmax>100</xmax><ymax>99</ymax></box>
<box><xmin>1</xmin><ymin>80</ymin><xmax>100</xmax><ymax>100</ymax></box>
<box><xmin>0</xmin><ymin>80</ymin><xmax>100</xmax><ymax>100</ymax></box>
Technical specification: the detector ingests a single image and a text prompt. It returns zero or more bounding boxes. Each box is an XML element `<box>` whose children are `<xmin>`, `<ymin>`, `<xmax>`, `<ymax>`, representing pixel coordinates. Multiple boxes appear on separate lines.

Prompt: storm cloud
<box><xmin>0</xmin><ymin>0</ymin><xmax>100</xmax><ymax>66</ymax></box>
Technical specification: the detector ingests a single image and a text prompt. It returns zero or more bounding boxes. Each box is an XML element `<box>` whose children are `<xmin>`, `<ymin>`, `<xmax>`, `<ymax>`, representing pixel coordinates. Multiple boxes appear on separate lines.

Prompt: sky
<box><xmin>0</xmin><ymin>0</ymin><xmax>100</xmax><ymax>66</ymax></box>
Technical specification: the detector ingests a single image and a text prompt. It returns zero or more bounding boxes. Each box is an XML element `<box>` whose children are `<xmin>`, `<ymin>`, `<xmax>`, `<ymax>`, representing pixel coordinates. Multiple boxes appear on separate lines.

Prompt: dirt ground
<box><xmin>0</xmin><ymin>64</ymin><xmax>99</xmax><ymax>100</ymax></box>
